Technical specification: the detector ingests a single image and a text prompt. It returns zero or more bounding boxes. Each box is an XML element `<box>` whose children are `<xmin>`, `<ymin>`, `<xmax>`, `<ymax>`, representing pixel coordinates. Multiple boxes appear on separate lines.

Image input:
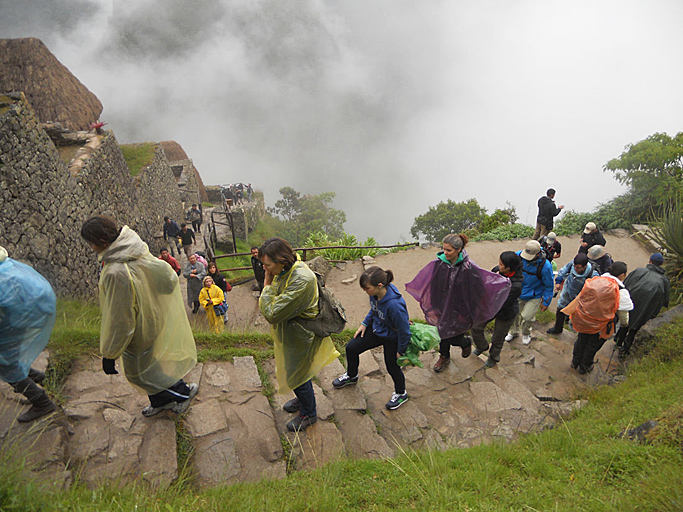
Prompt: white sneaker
<box><xmin>522</xmin><ymin>335</ymin><xmax>532</xmax><ymax>345</ymax></box>
<box><xmin>504</xmin><ymin>333</ymin><xmax>515</xmax><ymax>342</ymax></box>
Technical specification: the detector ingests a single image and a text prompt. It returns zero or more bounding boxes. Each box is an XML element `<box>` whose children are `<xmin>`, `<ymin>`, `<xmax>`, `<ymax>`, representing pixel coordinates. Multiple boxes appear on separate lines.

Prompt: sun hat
<box><xmin>587</xmin><ymin>245</ymin><xmax>606</xmax><ymax>259</ymax></box>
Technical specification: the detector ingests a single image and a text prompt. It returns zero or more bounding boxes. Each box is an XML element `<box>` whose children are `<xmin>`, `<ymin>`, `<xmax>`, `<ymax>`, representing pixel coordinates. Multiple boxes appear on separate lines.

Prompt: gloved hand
<box><xmin>102</xmin><ymin>358</ymin><xmax>118</xmax><ymax>375</ymax></box>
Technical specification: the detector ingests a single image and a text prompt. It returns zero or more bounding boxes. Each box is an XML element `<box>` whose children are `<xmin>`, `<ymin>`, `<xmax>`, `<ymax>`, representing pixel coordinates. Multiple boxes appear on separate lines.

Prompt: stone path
<box><xmin>1</xmin><ymin>323</ymin><xmax>613</xmax><ymax>489</ymax></box>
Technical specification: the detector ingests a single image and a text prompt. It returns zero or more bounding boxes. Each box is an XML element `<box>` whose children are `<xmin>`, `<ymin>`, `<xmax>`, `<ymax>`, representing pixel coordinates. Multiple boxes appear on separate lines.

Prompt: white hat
<box><xmin>0</xmin><ymin>246</ymin><xmax>7</xmax><ymax>264</ymax></box>
<box><xmin>521</xmin><ymin>240</ymin><xmax>541</xmax><ymax>261</ymax></box>
<box><xmin>547</xmin><ymin>232</ymin><xmax>557</xmax><ymax>241</ymax></box>
<box><xmin>584</xmin><ymin>222</ymin><xmax>597</xmax><ymax>234</ymax></box>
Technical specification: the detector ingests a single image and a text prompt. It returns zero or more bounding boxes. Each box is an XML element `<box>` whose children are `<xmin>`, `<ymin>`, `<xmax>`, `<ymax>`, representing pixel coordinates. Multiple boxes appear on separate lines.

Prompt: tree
<box><xmin>269</xmin><ymin>187</ymin><xmax>346</xmax><ymax>246</ymax></box>
<box><xmin>604</xmin><ymin>132</ymin><xmax>683</xmax><ymax>220</ymax></box>
<box><xmin>410</xmin><ymin>199</ymin><xmax>487</xmax><ymax>242</ymax></box>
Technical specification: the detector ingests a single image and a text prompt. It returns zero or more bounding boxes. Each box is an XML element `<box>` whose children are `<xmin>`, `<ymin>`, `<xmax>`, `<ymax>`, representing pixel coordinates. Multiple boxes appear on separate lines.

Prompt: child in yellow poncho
<box><xmin>199</xmin><ymin>276</ymin><xmax>225</xmax><ymax>334</ymax></box>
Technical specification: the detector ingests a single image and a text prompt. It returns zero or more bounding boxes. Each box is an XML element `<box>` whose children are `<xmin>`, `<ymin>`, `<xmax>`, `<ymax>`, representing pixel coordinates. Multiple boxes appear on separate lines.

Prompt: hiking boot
<box><xmin>546</xmin><ymin>327</ymin><xmax>562</xmax><ymax>335</ymax></box>
<box><xmin>385</xmin><ymin>392</ymin><xmax>409</xmax><ymax>410</ymax></box>
<box><xmin>484</xmin><ymin>357</ymin><xmax>497</xmax><ymax>368</ymax></box>
<box><xmin>577</xmin><ymin>363</ymin><xmax>593</xmax><ymax>375</ymax></box>
<box><xmin>286</xmin><ymin>414</ymin><xmax>317</xmax><ymax>432</ymax></box>
<box><xmin>433</xmin><ymin>355</ymin><xmax>450</xmax><ymax>373</ymax></box>
<box><xmin>570</xmin><ymin>361</ymin><xmax>579</xmax><ymax>370</ymax></box>
<box><xmin>473</xmin><ymin>344</ymin><xmax>489</xmax><ymax>356</ymax></box>
<box><xmin>28</xmin><ymin>368</ymin><xmax>46</xmax><ymax>386</ymax></box>
<box><xmin>504</xmin><ymin>333</ymin><xmax>517</xmax><ymax>342</ymax></box>
<box><xmin>283</xmin><ymin>397</ymin><xmax>301</xmax><ymax>413</ymax></box>
<box><xmin>12</xmin><ymin>378</ymin><xmax>57</xmax><ymax>423</ymax></box>
<box><xmin>333</xmin><ymin>372</ymin><xmax>358</xmax><ymax>389</ymax></box>
<box><xmin>618</xmin><ymin>347</ymin><xmax>629</xmax><ymax>360</ymax></box>
<box><xmin>461</xmin><ymin>343</ymin><xmax>472</xmax><ymax>358</ymax></box>
<box><xmin>172</xmin><ymin>382</ymin><xmax>199</xmax><ymax>414</ymax></box>
<box><xmin>522</xmin><ymin>335</ymin><xmax>532</xmax><ymax>346</ymax></box>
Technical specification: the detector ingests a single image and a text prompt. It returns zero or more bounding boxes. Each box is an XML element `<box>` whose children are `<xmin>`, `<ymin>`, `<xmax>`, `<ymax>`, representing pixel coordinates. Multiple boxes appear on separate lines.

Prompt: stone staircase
<box><xmin>0</xmin><ymin>325</ymin><xmax>611</xmax><ymax>490</ymax></box>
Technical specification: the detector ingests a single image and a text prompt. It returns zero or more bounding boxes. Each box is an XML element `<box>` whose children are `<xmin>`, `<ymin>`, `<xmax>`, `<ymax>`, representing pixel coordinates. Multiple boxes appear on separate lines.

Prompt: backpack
<box><xmin>523</xmin><ymin>252</ymin><xmax>547</xmax><ymax>281</ymax></box>
<box><xmin>295</xmin><ymin>271</ymin><xmax>347</xmax><ymax>337</ymax></box>
<box><xmin>563</xmin><ymin>276</ymin><xmax>620</xmax><ymax>338</ymax></box>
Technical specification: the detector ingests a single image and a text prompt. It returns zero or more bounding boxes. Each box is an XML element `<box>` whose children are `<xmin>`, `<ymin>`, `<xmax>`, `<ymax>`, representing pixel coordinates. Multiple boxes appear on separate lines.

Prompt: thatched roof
<box><xmin>160</xmin><ymin>140</ymin><xmax>189</xmax><ymax>162</ymax></box>
<box><xmin>0</xmin><ymin>38</ymin><xmax>103</xmax><ymax>131</ymax></box>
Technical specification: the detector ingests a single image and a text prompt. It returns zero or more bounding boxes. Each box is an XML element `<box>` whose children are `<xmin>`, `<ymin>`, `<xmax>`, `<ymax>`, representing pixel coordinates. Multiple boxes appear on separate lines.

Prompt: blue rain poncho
<box><xmin>98</xmin><ymin>226</ymin><xmax>197</xmax><ymax>394</ymax></box>
<box><xmin>0</xmin><ymin>255</ymin><xmax>56</xmax><ymax>383</ymax></box>
<box><xmin>259</xmin><ymin>259</ymin><xmax>339</xmax><ymax>394</ymax></box>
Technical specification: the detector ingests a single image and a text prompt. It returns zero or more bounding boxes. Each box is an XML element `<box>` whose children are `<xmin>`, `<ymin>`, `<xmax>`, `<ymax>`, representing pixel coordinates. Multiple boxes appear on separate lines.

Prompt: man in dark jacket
<box><xmin>579</xmin><ymin>222</ymin><xmax>606</xmax><ymax>254</ymax></box>
<box><xmin>162</xmin><ymin>216</ymin><xmax>182</xmax><ymax>257</ymax></box>
<box><xmin>251</xmin><ymin>246</ymin><xmax>265</xmax><ymax>291</ymax></box>
<box><xmin>615</xmin><ymin>253</ymin><xmax>670</xmax><ymax>358</ymax></box>
<box><xmin>533</xmin><ymin>188</ymin><xmax>564</xmax><ymax>240</ymax></box>
<box><xmin>471</xmin><ymin>251</ymin><xmax>523</xmax><ymax>368</ymax></box>
<box><xmin>178</xmin><ymin>223</ymin><xmax>196</xmax><ymax>260</ymax></box>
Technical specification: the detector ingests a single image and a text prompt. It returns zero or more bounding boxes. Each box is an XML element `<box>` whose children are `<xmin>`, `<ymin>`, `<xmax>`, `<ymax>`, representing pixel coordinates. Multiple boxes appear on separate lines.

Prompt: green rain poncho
<box><xmin>98</xmin><ymin>226</ymin><xmax>197</xmax><ymax>394</ymax></box>
<box><xmin>259</xmin><ymin>259</ymin><xmax>339</xmax><ymax>394</ymax></box>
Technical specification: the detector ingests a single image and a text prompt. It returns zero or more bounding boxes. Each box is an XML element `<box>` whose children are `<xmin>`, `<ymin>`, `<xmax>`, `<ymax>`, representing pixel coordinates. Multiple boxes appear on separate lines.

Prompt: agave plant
<box><xmin>649</xmin><ymin>199</ymin><xmax>683</xmax><ymax>290</ymax></box>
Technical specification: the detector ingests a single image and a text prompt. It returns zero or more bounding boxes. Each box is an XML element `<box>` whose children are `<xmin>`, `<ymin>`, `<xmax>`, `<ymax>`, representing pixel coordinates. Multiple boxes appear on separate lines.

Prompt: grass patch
<box><xmin>18</xmin><ymin>301</ymin><xmax>683</xmax><ymax>511</ymax></box>
<box><xmin>120</xmin><ymin>142</ymin><xmax>156</xmax><ymax>177</ymax></box>
<box><xmin>535</xmin><ymin>308</ymin><xmax>556</xmax><ymax>324</ymax></box>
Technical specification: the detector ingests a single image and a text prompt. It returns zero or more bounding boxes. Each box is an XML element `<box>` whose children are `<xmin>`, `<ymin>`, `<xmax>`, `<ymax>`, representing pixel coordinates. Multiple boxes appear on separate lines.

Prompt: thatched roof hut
<box><xmin>0</xmin><ymin>37</ymin><xmax>103</xmax><ymax>131</ymax></box>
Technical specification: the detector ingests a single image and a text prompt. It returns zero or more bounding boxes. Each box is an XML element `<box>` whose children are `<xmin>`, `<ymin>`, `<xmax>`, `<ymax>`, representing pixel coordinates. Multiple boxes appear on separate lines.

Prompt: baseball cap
<box><xmin>584</xmin><ymin>222</ymin><xmax>596</xmax><ymax>234</ymax></box>
<box><xmin>650</xmin><ymin>253</ymin><xmax>664</xmax><ymax>265</ymax></box>
<box><xmin>521</xmin><ymin>240</ymin><xmax>541</xmax><ymax>261</ymax></box>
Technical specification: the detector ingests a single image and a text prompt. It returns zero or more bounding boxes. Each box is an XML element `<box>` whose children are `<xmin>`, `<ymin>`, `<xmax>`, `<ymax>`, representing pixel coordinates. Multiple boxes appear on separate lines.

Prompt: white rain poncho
<box><xmin>0</xmin><ymin>256</ymin><xmax>56</xmax><ymax>383</ymax></box>
<box><xmin>259</xmin><ymin>259</ymin><xmax>339</xmax><ymax>394</ymax></box>
<box><xmin>98</xmin><ymin>226</ymin><xmax>197</xmax><ymax>394</ymax></box>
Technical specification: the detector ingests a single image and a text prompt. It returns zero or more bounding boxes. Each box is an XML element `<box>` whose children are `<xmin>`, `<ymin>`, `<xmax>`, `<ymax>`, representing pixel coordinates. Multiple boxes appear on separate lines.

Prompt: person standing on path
<box><xmin>259</xmin><ymin>237</ymin><xmax>339</xmax><ymax>432</ymax></box>
<box><xmin>405</xmin><ymin>233</ymin><xmax>511</xmax><ymax>373</ymax></box>
<box><xmin>332</xmin><ymin>267</ymin><xmax>411</xmax><ymax>410</ymax></box>
<box><xmin>187</xmin><ymin>204</ymin><xmax>203</xmax><ymax>234</ymax></box>
<box><xmin>505</xmin><ymin>240</ymin><xmax>554</xmax><ymax>346</ymax></box>
<box><xmin>159</xmin><ymin>248</ymin><xmax>181</xmax><ymax>275</ymax></box>
<box><xmin>207</xmin><ymin>261</ymin><xmax>231</xmax><ymax>325</ymax></box>
<box><xmin>183</xmin><ymin>254</ymin><xmax>206</xmax><ymax>314</ymax></box>
<box><xmin>471</xmin><ymin>251</ymin><xmax>523</xmax><ymax>368</ymax></box>
<box><xmin>533</xmin><ymin>188</ymin><xmax>564</xmax><ymax>240</ymax></box>
<box><xmin>178</xmin><ymin>223</ymin><xmax>196</xmax><ymax>260</ymax></box>
<box><xmin>251</xmin><ymin>246</ymin><xmax>265</xmax><ymax>292</ymax></box>
<box><xmin>546</xmin><ymin>253</ymin><xmax>598</xmax><ymax>335</ymax></box>
<box><xmin>615</xmin><ymin>253</ymin><xmax>670</xmax><ymax>358</ymax></box>
<box><xmin>81</xmin><ymin>215</ymin><xmax>198</xmax><ymax>417</ymax></box>
<box><xmin>0</xmin><ymin>246</ymin><xmax>58</xmax><ymax>423</ymax></box>
<box><xmin>162</xmin><ymin>216</ymin><xmax>182</xmax><ymax>257</ymax></box>
<box><xmin>199</xmin><ymin>276</ymin><xmax>225</xmax><ymax>334</ymax></box>
<box><xmin>579</xmin><ymin>222</ymin><xmax>606</xmax><ymax>255</ymax></box>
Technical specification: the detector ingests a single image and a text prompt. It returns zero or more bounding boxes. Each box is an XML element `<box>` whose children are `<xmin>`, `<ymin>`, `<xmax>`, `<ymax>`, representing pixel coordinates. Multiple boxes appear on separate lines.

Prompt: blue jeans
<box><xmin>293</xmin><ymin>379</ymin><xmax>316</xmax><ymax>417</ymax></box>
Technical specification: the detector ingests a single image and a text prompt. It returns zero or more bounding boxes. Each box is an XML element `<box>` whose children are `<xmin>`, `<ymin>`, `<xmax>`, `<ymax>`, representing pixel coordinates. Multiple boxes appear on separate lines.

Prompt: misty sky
<box><xmin>2</xmin><ymin>0</ymin><xmax>683</xmax><ymax>243</ymax></box>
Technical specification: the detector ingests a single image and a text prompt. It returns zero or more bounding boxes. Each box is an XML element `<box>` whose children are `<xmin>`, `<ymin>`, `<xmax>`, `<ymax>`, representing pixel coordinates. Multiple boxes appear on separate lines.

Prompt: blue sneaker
<box><xmin>385</xmin><ymin>392</ymin><xmax>409</xmax><ymax>410</ymax></box>
<box><xmin>333</xmin><ymin>372</ymin><xmax>359</xmax><ymax>389</ymax></box>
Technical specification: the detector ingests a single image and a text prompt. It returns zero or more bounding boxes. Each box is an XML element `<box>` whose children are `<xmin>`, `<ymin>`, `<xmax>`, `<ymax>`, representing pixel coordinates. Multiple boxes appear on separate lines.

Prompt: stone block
<box><xmin>185</xmin><ymin>399</ymin><xmax>228</xmax><ymax>438</ymax></box>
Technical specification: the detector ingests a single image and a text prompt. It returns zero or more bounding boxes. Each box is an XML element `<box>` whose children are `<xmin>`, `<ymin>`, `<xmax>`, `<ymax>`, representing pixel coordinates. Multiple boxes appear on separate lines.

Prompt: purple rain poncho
<box><xmin>405</xmin><ymin>250</ymin><xmax>511</xmax><ymax>339</ymax></box>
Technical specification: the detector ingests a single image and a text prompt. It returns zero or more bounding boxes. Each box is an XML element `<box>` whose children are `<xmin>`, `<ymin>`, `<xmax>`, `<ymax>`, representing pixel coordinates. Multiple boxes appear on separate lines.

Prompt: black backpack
<box><xmin>523</xmin><ymin>253</ymin><xmax>547</xmax><ymax>281</ymax></box>
<box><xmin>295</xmin><ymin>272</ymin><xmax>347</xmax><ymax>337</ymax></box>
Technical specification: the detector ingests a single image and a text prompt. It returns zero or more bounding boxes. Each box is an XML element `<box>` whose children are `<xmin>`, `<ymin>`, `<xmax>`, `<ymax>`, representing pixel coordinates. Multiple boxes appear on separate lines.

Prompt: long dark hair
<box><xmin>259</xmin><ymin>237</ymin><xmax>297</xmax><ymax>271</ymax></box>
<box><xmin>499</xmin><ymin>251</ymin><xmax>522</xmax><ymax>272</ymax></box>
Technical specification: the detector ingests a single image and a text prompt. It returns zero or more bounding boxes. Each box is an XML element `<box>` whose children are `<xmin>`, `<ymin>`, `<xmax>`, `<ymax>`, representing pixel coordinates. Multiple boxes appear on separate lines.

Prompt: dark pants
<box><xmin>572</xmin><ymin>332</ymin><xmax>605</xmax><ymax>371</ymax></box>
<box><xmin>614</xmin><ymin>324</ymin><xmax>641</xmax><ymax>355</ymax></box>
<box><xmin>346</xmin><ymin>329</ymin><xmax>405</xmax><ymax>394</ymax></box>
<box><xmin>148</xmin><ymin>379</ymin><xmax>191</xmax><ymax>407</ymax></box>
<box><xmin>192</xmin><ymin>220</ymin><xmax>201</xmax><ymax>233</ymax></box>
<box><xmin>293</xmin><ymin>379</ymin><xmax>316</xmax><ymax>417</ymax></box>
<box><xmin>552</xmin><ymin>310</ymin><xmax>568</xmax><ymax>332</ymax></box>
<box><xmin>471</xmin><ymin>317</ymin><xmax>514</xmax><ymax>362</ymax></box>
<box><xmin>439</xmin><ymin>333</ymin><xmax>471</xmax><ymax>358</ymax></box>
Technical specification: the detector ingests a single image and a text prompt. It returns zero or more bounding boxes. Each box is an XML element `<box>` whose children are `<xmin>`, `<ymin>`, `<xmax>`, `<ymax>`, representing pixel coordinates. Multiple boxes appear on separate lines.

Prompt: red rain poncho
<box><xmin>405</xmin><ymin>250</ymin><xmax>511</xmax><ymax>339</ymax></box>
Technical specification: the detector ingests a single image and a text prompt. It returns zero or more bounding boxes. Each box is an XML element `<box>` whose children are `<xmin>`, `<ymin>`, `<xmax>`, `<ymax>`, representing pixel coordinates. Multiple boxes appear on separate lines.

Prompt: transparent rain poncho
<box><xmin>405</xmin><ymin>250</ymin><xmax>511</xmax><ymax>339</ymax></box>
<box><xmin>0</xmin><ymin>257</ymin><xmax>56</xmax><ymax>383</ymax></box>
<box><xmin>259</xmin><ymin>259</ymin><xmax>339</xmax><ymax>394</ymax></box>
<box><xmin>98</xmin><ymin>226</ymin><xmax>197</xmax><ymax>394</ymax></box>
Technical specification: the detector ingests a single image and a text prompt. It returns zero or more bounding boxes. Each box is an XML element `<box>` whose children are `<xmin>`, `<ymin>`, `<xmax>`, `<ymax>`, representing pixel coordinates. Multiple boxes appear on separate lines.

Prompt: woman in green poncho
<box><xmin>258</xmin><ymin>237</ymin><xmax>339</xmax><ymax>432</ymax></box>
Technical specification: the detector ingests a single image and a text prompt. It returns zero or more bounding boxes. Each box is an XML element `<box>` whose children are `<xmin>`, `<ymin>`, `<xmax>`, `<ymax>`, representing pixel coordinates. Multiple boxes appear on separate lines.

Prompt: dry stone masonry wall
<box><xmin>0</xmin><ymin>92</ymin><xmax>186</xmax><ymax>298</ymax></box>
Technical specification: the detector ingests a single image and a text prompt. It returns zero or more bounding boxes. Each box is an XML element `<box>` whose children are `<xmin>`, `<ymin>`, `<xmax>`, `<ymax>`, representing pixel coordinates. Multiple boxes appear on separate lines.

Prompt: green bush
<box><xmin>471</xmin><ymin>223</ymin><xmax>534</xmax><ymax>242</ymax></box>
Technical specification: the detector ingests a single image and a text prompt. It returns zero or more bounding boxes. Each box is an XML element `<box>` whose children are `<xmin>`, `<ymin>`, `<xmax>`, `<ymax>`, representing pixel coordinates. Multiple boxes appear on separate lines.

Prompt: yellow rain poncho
<box><xmin>199</xmin><ymin>284</ymin><xmax>225</xmax><ymax>333</ymax></box>
<box><xmin>98</xmin><ymin>226</ymin><xmax>197</xmax><ymax>394</ymax></box>
<box><xmin>259</xmin><ymin>259</ymin><xmax>339</xmax><ymax>394</ymax></box>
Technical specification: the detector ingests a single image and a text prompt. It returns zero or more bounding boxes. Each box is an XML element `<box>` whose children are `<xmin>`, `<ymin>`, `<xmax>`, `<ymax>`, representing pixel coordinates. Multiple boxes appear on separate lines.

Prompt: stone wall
<box><xmin>0</xmin><ymin>92</ymin><xmax>185</xmax><ymax>298</ymax></box>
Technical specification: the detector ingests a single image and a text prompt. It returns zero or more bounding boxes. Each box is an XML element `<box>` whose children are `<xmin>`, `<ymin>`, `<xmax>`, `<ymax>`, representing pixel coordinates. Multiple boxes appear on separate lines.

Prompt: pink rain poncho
<box><xmin>405</xmin><ymin>250</ymin><xmax>511</xmax><ymax>339</ymax></box>
<box><xmin>0</xmin><ymin>255</ymin><xmax>56</xmax><ymax>383</ymax></box>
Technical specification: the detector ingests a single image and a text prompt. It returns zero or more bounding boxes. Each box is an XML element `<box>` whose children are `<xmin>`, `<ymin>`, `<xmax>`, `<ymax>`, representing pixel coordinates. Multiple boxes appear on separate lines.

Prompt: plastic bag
<box><xmin>397</xmin><ymin>323</ymin><xmax>441</xmax><ymax>368</ymax></box>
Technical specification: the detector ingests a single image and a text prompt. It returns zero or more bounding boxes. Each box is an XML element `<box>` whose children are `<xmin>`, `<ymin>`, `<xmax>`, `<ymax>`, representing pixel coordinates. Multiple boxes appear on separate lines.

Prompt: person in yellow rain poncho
<box><xmin>258</xmin><ymin>237</ymin><xmax>339</xmax><ymax>432</ymax></box>
<box><xmin>199</xmin><ymin>276</ymin><xmax>225</xmax><ymax>334</ymax></box>
<box><xmin>81</xmin><ymin>215</ymin><xmax>198</xmax><ymax>417</ymax></box>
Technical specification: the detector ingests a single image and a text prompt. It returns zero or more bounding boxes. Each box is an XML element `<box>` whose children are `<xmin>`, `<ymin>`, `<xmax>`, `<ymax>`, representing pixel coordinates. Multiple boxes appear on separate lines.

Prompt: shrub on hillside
<box><xmin>471</xmin><ymin>223</ymin><xmax>534</xmax><ymax>242</ymax></box>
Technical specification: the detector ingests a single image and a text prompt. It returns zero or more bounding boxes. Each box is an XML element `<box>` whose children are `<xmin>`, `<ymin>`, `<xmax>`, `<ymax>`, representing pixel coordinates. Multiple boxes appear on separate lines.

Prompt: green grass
<box><xmin>120</xmin><ymin>142</ymin><xmax>157</xmax><ymax>177</ymax></box>
<box><xmin>6</xmin><ymin>302</ymin><xmax>683</xmax><ymax>511</ymax></box>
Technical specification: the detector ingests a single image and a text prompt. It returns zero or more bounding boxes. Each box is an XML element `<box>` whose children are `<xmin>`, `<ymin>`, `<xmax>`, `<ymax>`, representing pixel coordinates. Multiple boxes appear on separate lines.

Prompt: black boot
<box><xmin>28</xmin><ymin>367</ymin><xmax>46</xmax><ymax>385</ymax></box>
<box><xmin>11</xmin><ymin>378</ymin><xmax>57</xmax><ymax>423</ymax></box>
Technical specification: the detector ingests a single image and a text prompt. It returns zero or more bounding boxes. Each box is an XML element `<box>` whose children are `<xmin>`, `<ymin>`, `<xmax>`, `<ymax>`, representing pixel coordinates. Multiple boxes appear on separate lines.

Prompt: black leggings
<box><xmin>345</xmin><ymin>329</ymin><xmax>405</xmax><ymax>394</ymax></box>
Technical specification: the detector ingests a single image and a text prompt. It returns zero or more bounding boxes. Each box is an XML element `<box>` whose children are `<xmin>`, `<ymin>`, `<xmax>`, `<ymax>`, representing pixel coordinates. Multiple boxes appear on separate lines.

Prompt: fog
<box><xmin>2</xmin><ymin>0</ymin><xmax>683</xmax><ymax>242</ymax></box>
